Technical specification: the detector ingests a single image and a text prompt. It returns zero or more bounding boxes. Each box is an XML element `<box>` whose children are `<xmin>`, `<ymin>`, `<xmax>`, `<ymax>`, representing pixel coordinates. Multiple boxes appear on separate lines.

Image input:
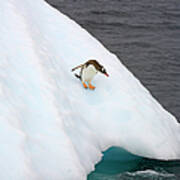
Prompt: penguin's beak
<box><xmin>105</xmin><ymin>73</ymin><xmax>109</xmax><ymax>77</ymax></box>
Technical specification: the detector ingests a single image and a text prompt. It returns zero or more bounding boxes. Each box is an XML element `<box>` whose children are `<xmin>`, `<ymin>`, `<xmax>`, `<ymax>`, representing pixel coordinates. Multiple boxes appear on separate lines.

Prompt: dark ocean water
<box><xmin>45</xmin><ymin>0</ymin><xmax>180</xmax><ymax>179</ymax></box>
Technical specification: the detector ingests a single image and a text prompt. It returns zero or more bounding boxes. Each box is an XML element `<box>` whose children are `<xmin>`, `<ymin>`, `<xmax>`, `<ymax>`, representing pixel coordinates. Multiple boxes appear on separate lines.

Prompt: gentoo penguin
<box><xmin>72</xmin><ymin>60</ymin><xmax>109</xmax><ymax>90</ymax></box>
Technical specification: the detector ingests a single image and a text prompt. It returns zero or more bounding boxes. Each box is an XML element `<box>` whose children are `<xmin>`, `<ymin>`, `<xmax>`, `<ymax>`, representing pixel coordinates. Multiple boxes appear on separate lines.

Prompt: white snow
<box><xmin>0</xmin><ymin>0</ymin><xmax>180</xmax><ymax>179</ymax></box>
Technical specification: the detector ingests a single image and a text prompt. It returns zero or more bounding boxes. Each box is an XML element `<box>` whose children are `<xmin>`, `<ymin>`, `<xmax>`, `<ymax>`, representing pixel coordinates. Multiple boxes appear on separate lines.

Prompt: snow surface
<box><xmin>0</xmin><ymin>0</ymin><xmax>180</xmax><ymax>179</ymax></box>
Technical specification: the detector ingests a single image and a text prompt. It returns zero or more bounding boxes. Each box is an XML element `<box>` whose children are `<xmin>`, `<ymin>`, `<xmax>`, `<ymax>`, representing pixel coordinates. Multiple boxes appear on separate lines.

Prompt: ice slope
<box><xmin>0</xmin><ymin>0</ymin><xmax>180</xmax><ymax>179</ymax></box>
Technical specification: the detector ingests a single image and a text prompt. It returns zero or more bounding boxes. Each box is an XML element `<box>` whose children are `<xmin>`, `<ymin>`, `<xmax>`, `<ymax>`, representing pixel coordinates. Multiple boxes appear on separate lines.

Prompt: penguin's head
<box><xmin>86</xmin><ymin>60</ymin><xmax>109</xmax><ymax>77</ymax></box>
<box><xmin>99</xmin><ymin>66</ymin><xmax>109</xmax><ymax>77</ymax></box>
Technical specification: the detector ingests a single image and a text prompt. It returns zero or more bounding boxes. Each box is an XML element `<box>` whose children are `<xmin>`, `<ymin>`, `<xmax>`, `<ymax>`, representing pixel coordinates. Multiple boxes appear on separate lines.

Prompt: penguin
<box><xmin>72</xmin><ymin>60</ymin><xmax>109</xmax><ymax>90</ymax></box>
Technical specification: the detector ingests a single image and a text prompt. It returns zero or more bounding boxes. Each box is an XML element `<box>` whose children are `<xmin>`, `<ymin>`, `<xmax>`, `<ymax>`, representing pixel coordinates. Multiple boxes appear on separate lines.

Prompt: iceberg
<box><xmin>0</xmin><ymin>0</ymin><xmax>180</xmax><ymax>179</ymax></box>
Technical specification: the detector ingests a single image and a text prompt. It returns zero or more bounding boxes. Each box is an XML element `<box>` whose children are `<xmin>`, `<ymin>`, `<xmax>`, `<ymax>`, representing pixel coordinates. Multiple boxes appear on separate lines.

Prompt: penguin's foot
<box><xmin>82</xmin><ymin>82</ymin><xmax>88</xmax><ymax>89</ymax></box>
<box><xmin>89</xmin><ymin>83</ymin><xmax>95</xmax><ymax>90</ymax></box>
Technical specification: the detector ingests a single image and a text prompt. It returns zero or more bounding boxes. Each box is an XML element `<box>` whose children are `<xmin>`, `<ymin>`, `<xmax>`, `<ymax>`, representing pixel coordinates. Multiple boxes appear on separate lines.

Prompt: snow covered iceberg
<box><xmin>0</xmin><ymin>0</ymin><xmax>180</xmax><ymax>179</ymax></box>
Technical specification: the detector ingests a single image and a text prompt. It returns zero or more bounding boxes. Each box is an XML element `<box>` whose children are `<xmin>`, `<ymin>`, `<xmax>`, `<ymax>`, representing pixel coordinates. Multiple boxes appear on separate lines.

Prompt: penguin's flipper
<box><xmin>74</xmin><ymin>73</ymin><xmax>81</xmax><ymax>80</ymax></box>
<box><xmin>72</xmin><ymin>64</ymin><xmax>83</xmax><ymax>72</ymax></box>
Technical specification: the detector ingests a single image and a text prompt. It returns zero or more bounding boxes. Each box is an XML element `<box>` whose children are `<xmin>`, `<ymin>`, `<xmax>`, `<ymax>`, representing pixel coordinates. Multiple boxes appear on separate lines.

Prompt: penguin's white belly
<box><xmin>82</xmin><ymin>65</ymin><xmax>98</xmax><ymax>82</ymax></box>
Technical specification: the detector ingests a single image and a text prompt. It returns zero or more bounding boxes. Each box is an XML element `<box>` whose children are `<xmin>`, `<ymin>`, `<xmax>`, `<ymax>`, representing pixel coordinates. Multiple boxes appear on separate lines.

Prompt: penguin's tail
<box><xmin>74</xmin><ymin>73</ymin><xmax>81</xmax><ymax>80</ymax></box>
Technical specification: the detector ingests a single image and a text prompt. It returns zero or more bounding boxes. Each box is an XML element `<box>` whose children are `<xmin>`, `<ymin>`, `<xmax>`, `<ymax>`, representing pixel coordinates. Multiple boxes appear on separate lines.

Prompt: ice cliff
<box><xmin>0</xmin><ymin>0</ymin><xmax>180</xmax><ymax>179</ymax></box>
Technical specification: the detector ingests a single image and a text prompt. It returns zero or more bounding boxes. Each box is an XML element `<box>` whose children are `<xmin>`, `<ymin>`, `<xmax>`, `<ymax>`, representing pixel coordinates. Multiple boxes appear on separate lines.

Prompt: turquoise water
<box><xmin>88</xmin><ymin>147</ymin><xmax>180</xmax><ymax>179</ymax></box>
<box><xmin>88</xmin><ymin>147</ymin><xmax>142</xmax><ymax>179</ymax></box>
